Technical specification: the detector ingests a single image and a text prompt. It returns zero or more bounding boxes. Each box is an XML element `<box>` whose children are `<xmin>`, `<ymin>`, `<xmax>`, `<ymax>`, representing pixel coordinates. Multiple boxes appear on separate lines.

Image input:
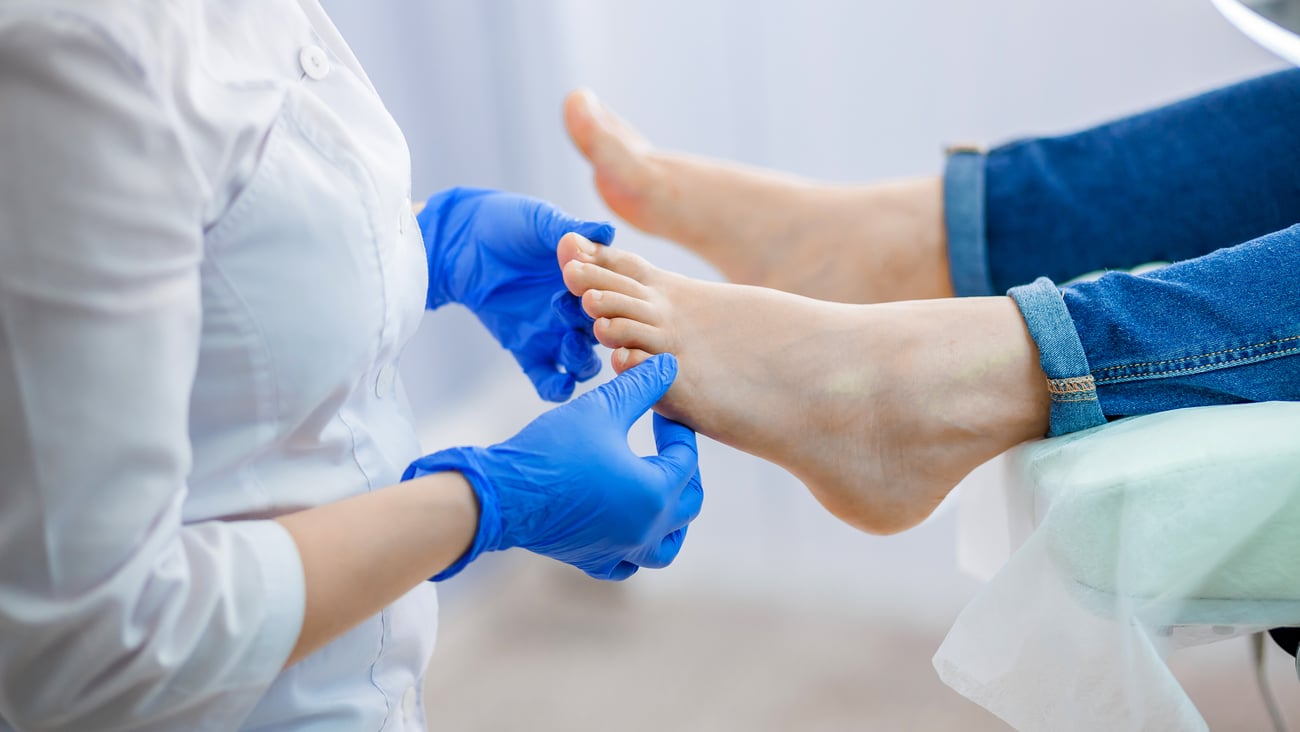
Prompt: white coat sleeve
<box><xmin>0</xmin><ymin>13</ymin><xmax>304</xmax><ymax>730</ymax></box>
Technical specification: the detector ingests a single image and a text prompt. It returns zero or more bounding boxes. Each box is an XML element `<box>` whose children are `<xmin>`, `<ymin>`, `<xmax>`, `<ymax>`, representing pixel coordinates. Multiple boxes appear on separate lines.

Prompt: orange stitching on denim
<box><xmin>1094</xmin><ymin>345</ymin><xmax>1300</xmax><ymax>385</ymax></box>
<box><xmin>1047</xmin><ymin>375</ymin><xmax>1096</xmax><ymax>395</ymax></box>
<box><xmin>1094</xmin><ymin>335</ymin><xmax>1300</xmax><ymax>374</ymax></box>
<box><xmin>1047</xmin><ymin>375</ymin><xmax>1097</xmax><ymax>403</ymax></box>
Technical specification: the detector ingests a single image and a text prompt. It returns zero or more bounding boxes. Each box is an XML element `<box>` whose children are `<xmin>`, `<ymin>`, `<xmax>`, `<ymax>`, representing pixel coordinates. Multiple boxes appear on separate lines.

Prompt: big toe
<box><xmin>559</xmin><ymin>232</ymin><xmax>658</xmax><ymax>283</ymax></box>
<box><xmin>564</xmin><ymin>89</ymin><xmax>649</xmax><ymax>164</ymax></box>
<box><xmin>563</xmin><ymin>89</ymin><xmax>603</xmax><ymax>162</ymax></box>
<box><xmin>556</xmin><ymin>231</ymin><xmax>593</xmax><ymax>272</ymax></box>
<box><xmin>564</xmin><ymin>90</ymin><xmax>659</xmax><ymax>215</ymax></box>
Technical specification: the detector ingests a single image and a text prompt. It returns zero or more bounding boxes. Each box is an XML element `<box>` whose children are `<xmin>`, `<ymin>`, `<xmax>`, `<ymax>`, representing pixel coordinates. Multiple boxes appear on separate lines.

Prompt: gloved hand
<box><xmin>418</xmin><ymin>187</ymin><xmax>615</xmax><ymax>402</ymax></box>
<box><xmin>404</xmin><ymin>354</ymin><xmax>703</xmax><ymax>581</ymax></box>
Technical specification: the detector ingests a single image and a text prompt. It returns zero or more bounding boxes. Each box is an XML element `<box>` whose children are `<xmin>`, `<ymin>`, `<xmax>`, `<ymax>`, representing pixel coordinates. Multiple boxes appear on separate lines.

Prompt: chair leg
<box><xmin>1254</xmin><ymin>631</ymin><xmax>1290</xmax><ymax>732</ymax></box>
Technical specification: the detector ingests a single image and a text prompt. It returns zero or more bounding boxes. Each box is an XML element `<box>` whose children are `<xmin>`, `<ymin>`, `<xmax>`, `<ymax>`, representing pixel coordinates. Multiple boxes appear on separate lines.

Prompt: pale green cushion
<box><xmin>1010</xmin><ymin>402</ymin><xmax>1300</xmax><ymax>603</ymax></box>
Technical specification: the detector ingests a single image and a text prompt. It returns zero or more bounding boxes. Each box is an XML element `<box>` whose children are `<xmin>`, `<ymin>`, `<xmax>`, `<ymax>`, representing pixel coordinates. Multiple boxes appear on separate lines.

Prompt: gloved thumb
<box><xmin>585</xmin><ymin>353</ymin><xmax>678</xmax><ymax>429</ymax></box>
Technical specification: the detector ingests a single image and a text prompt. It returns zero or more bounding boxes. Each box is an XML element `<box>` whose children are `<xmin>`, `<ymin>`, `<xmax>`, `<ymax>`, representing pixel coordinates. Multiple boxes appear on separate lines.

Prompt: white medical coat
<box><xmin>0</xmin><ymin>1</ymin><xmax>436</xmax><ymax>729</ymax></box>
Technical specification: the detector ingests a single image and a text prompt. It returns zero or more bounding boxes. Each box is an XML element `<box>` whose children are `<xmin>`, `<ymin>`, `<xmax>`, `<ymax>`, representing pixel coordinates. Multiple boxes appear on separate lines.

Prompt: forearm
<box><xmin>275</xmin><ymin>471</ymin><xmax>477</xmax><ymax>666</ymax></box>
<box><xmin>947</xmin><ymin>69</ymin><xmax>1300</xmax><ymax>295</ymax></box>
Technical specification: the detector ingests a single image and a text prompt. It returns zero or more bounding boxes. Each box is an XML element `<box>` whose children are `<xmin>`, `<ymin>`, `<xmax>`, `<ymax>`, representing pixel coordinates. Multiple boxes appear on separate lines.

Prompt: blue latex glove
<box><xmin>404</xmin><ymin>354</ymin><xmax>703</xmax><ymax>581</ymax></box>
<box><xmin>418</xmin><ymin>187</ymin><xmax>615</xmax><ymax>402</ymax></box>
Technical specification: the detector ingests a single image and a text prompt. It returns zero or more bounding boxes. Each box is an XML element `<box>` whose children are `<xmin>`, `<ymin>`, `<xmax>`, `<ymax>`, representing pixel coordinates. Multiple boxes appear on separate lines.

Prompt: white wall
<box><xmin>320</xmin><ymin>0</ymin><xmax>1283</xmax><ymax>618</ymax></box>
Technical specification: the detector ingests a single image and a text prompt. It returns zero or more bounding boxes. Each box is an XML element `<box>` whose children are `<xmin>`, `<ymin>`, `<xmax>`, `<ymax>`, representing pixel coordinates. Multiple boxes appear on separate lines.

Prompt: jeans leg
<box><xmin>945</xmin><ymin>70</ymin><xmax>1300</xmax><ymax>295</ymax></box>
<box><xmin>1010</xmin><ymin>225</ymin><xmax>1300</xmax><ymax>436</ymax></box>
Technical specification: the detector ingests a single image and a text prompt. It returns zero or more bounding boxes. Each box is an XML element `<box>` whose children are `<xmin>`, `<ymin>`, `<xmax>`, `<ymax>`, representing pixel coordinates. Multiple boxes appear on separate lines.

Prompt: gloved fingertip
<box><xmin>578</xmin><ymin>359</ymin><xmax>603</xmax><ymax>382</ymax></box>
<box><xmin>522</xmin><ymin>358</ymin><xmax>576</xmax><ymax>402</ymax></box>
<box><xmin>580</xmin><ymin>220</ymin><xmax>616</xmax><ymax>246</ymax></box>
<box><xmin>651</xmin><ymin>410</ymin><xmax>690</xmax><ymax>433</ymax></box>
<box><xmin>631</xmin><ymin>527</ymin><xmax>688</xmax><ymax>570</ymax></box>
<box><xmin>637</xmin><ymin>352</ymin><xmax>677</xmax><ymax>384</ymax></box>
<box><xmin>542</xmin><ymin>372</ymin><xmax>577</xmax><ymax>402</ymax></box>
<box><xmin>597</xmin><ymin>353</ymin><xmax>678</xmax><ymax>425</ymax></box>
<box><xmin>676</xmin><ymin>473</ymin><xmax>704</xmax><ymax>524</ymax></box>
<box><xmin>602</xmin><ymin>561</ymin><xmax>639</xmax><ymax>581</ymax></box>
<box><xmin>560</xmin><ymin>331</ymin><xmax>602</xmax><ymax>380</ymax></box>
<box><xmin>650</xmin><ymin>415</ymin><xmax>699</xmax><ymax>484</ymax></box>
<box><xmin>659</xmin><ymin>527</ymin><xmax>688</xmax><ymax>565</ymax></box>
<box><xmin>570</xmin><ymin>351</ymin><xmax>603</xmax><ymax>382</ymax></box>
<box><xmin>551</xmin><ymin>291</ymin><xmax>596</xmax><ymax>329</ymax></box>
<box><xmin>553</xmin><ymin>213</ymin><xmax>616</xmax><ymax>245</ymax></box>
<box><xmin>651</xmin><ymin>412</ymin><xmax>695</xmax><ymax>449</ymax></box>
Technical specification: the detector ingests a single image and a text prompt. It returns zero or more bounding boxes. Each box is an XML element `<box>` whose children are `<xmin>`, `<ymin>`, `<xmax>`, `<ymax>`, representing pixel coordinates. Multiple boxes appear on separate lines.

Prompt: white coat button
<box><xmin>375</xmin><ymin>363</ymin><xmax>397</xmax><ymax>398</ymax></box>
<box><xmin>401</xmin><ymin>686</ymin><xmax>418</xmax><ymax>719</ymax></box>
<box><xmin>399</xmin><ymin>198</ymin><xmax>413</xmax><ymax>235</ymax></box>
<box><xmin>299</xmin><ymin>45</ymin><xmax>331</xmax><ymax>80</ymax></box>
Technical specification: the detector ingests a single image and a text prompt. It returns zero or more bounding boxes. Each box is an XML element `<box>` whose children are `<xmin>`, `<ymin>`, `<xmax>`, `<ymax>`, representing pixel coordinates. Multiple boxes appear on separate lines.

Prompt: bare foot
<box><xmin>564</xmin><ymin>89</ymin><xmax>953</xmax><ymax>304</ymax></box>
<box><xmin>558</xmin><ymin>233</ymin><xmax>1049</xmax><ymax>535</ymax></box>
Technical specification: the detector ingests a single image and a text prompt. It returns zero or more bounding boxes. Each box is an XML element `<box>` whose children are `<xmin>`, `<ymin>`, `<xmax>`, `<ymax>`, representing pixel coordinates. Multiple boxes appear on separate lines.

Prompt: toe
<box><xmin>586</xmin><ymin>242</ymin><xmax>655</xmax><ymax>282</ymax></box>
<box><xmin>563</xmin><ymin>259</ymin><xmax>650</xmax><ymax>300</ymax></box>
<box><xmin>594</xmin><ymin>317</ymin><xmax>667</xmax><ymax>353</ymax></box>
<box><xmin>563</xmin><ymin>89</ymin><xmax>600</xmax><ymax>161</ymax></box>
<box><xmin>582</xmin><ymin>289</ymin><xmax>660</xmax><ymax>325</ymax></box>
<box><xmin>565</xmin><ymin>89</ymin><xmax>661</xmax><ymax>228</ymax></box>
<box><xmin>564</xmin><ymin>88</ymin><xmax>650</xmax><ymax>164</ymax></box>
<box><xmin>558</xmin><ymin>231</ymin><xmax>653</xmax><ymax>284</ymax></box>
<box><xmin>612</xmin><ymin>347</ymin><xmax>655</xmax><ymax>374</ymax></box>
<box><xmin>556</xmin><ymin>232</ymin><xmax>594</xmax><ymax>272</ymax></box>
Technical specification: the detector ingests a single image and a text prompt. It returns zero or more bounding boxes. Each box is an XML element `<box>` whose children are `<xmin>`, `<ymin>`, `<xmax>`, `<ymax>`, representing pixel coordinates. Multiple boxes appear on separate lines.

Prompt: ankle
<box><xmin>857</xmin><ymin>177</ymin><xmax>954</xmax><ymax>302</ymax></box>
<box><xmin>881</xmin><ymin>297</ymin><xmax>1050</xmax><ymax>472</ymax></box>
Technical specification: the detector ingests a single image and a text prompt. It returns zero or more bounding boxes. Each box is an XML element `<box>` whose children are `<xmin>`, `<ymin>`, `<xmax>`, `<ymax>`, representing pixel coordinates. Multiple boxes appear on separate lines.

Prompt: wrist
<box><xmin>417</xmin><ymin>193</ymin><xmax>453</xmax><ymax>310</ymax></box>
<box><xmin>403</xmin><ymin>470</ymin><xmax>479</xmax><ymax>573</ymax></box>
<box><xmin>418</xmin><ymin>187</ymin><xmax>494</xmax><ymax>310</ymax></box>
<box><xmin>402</xmin><ymin>447</ymin><xmax>506</xmax><ymax>580</ymax></box>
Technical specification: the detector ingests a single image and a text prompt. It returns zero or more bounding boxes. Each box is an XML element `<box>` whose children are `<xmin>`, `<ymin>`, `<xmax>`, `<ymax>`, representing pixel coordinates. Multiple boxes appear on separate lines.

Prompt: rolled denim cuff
<box><xmin>1007</xmin><ymin>276</ymin><xmax>1107</xmax><ymax>437</ymax></box>
<box><xmin>943</xmin><ymin>147</ymin><xmax>996</xmax><ymax>297</ymax></box>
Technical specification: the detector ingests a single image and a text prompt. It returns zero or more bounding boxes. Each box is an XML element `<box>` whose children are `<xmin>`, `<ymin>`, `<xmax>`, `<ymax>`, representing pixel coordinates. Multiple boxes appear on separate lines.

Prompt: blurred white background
<box><xmin>319</xmin><ymin>2</ymin><xmax>1291</xmax><ymax>729</ymax></box>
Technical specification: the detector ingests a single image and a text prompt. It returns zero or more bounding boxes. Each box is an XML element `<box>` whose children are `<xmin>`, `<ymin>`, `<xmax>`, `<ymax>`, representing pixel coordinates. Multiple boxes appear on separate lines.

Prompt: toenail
<box><xmin>590</xmin><ymin>290</ymin><xmax>604</xmax><ymax>301</ymax></box>
<box><xmin>576</xmin><ymin>236</ymin><xmax>597</xmax><ymax>256</ymax></box>
<box><xmin>578</xmin><ymin>89</ymin><xmax>601</xmax><ymax>117</ymax></box>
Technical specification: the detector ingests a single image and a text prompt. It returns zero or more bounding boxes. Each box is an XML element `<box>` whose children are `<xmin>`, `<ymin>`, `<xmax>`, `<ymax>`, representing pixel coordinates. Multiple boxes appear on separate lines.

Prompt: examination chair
<box><xmin>937</xmin><ymin>400</ymin><xmax>1300</xmax><ymax>731</ymax></box>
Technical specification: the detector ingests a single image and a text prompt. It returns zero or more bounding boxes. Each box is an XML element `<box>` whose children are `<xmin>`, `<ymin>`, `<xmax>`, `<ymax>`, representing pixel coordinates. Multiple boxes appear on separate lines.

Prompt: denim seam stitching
<box><xmin>1093</xmin><ymin>345</ymin><xmax>1300</xmax><ymax>385</ymax></box>
<box><xmin>1093</xmin><ymin>335</ymin><xmax>1300</xmax><ymax>373</ymax></box>
<box><xmin>1046</xmin><ymin>376</ymin><xmax>1097</xmax><ymax>404</ymax></box>
<box><xmin>1047</xmin><ymin>375</ymin><xmax>1096</xmax><ymax>393</ymax></box>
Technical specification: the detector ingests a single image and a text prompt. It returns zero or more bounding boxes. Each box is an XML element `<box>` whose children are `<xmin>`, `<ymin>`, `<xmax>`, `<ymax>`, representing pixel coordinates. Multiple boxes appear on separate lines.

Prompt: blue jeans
<box><xmin>944</xmin><ymin>69</ymin><xmax>1300</xmax><ymax>436</ymax></box>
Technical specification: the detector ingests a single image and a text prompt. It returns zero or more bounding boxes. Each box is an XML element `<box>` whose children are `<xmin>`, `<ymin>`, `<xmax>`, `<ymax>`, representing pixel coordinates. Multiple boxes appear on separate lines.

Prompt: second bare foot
<box><xmin>564</xmin><ymin>89</ymin><xmax>953</xmax><ymax>304</ymax></box>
